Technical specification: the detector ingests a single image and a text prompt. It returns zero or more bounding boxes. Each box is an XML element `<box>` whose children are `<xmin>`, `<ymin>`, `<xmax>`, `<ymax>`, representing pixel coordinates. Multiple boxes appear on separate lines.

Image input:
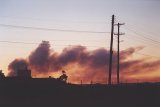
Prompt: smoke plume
<box><xmin>8</xmin><ymin>41</ymin><xmax>160</xmax><ymax>83</ymax></box>
<box><xmin>8</xmin><ymin>59</ymin><xmax>28</xmax><ymax>76</ymax></box>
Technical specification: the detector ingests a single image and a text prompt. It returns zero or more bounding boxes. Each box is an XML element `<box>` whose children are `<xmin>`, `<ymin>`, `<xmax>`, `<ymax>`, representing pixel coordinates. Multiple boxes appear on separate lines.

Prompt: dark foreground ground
<box><xmin>0</xmin><ymin>78</ymin><xmax>160</xmax><ymax>107</ymax></box>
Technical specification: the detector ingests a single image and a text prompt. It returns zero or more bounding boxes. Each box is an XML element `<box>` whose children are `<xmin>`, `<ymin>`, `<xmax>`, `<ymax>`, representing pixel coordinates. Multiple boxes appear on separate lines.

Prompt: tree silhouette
<box><xmin>58</xmin><ymin>70</ymin><xmax>68</xmax><ymax>83</ymax></box>
<box><xmin>0</xmin><ymin>70</ymin><xmax>5</xmax><ymax>78</ymax></box>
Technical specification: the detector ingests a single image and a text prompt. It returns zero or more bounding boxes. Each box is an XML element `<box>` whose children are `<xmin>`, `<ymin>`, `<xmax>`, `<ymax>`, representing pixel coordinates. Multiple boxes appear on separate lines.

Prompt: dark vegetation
<box><xmin>0</xmin><ymin>77</ymin><xmax>160</xmax><ymax>107</ymax></box>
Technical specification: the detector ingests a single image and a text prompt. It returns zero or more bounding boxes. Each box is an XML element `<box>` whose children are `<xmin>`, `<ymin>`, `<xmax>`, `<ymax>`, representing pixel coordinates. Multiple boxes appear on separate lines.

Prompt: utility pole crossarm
<box><xmin>114</xmin><ymin>33</ymin><xmax>125</xmax><ymax>35</ymax></box>
<box><xmin>114</xmin><ymin>23</ymin><xmax>125</xmax><ymax>26</ymax></box>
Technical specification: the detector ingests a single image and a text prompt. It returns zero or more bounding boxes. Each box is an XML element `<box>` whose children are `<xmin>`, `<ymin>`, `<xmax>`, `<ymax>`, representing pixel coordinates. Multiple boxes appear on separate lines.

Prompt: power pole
<box><xmin>114</xmin><ymin>23</ymin><xmax>125</xmax><ymax>84</ymax></box>
<box><xmin>108</xmin><ymin>15</ymin><xmax>115</xmax><ymax>85</ymax></box>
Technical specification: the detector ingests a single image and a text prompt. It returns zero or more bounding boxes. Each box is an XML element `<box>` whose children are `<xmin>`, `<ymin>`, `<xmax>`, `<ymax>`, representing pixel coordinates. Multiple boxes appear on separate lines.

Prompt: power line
<box><xmin>50</xmin><ymin>39</ymin><xmax>111</xmax><ymax>42</ymax></box>
<box><xmin>122</xmin><ymin>28</ymin><xmax>160</xmax><ymax>50</ymax></box>
<box><xmin>126</xmin><ymin>23</ymin><xmax>160</xmax><ymax>39</ymax></box>
<box><xmin>0</xmin><ymin>40</ymin><xmax>109</xmax><ymax>48</ymax></box>
<box><xmin>122</xmin><ymin>33</ymin><xmax>160</xmax><ymax>47</ymax></box>
<box><xmin>124</xmin><ymin>26</ymin><xmax>160</xmax><ymax>45</ymax></box>
<box><xmin>117</xmin><ymin>18</ymin><xmax>160</xmax><ymax>45</ymax></box>
<box><xmin>0</xmin><ymin>39</ymin><xmax>109</xmax><ymax>44</ymax></box>
<box><xmin>120</xmin><ymin>38</ymin><xmax>160</xmax><ymax>59</ymax></box>
<box><xmin>118</xmin><ymin>17</ymin><xmax>160</xmax><ymax>38</ymax></box>
<box><xmin>134</xmin><ymin>52</ymin><xmax>160</xmax><ymax>59</ymax></box>
<box><xmin>120</xmin><ymin>47</ymin><xmax>160</xmax><ymax>59</ymax></box>
<box><xmin>0</xmin><ymin>40</ymin><xmax>38</xmax><ymax>44</ymax></box>
<box><xmin>0</xmin><ymin>15</ymin><xmax>109</xmax><ymax>24</ymax></box>
<box><xmin>2</xmin><ymin>40</ymin><xmax>158</xmax><ymax>58</ymax></box>
<box><xmin>0</xmin><ymin>23</ymin><xmax>110</xmax><ymax>34</ymax></box>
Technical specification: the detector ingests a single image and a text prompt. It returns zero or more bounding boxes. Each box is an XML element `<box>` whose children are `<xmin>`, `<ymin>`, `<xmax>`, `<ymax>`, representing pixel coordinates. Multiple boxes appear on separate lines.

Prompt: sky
<box><xmin>0</xmin><ymin>0</ymin><xmax>160</xmax><ymax>84</ymax></box>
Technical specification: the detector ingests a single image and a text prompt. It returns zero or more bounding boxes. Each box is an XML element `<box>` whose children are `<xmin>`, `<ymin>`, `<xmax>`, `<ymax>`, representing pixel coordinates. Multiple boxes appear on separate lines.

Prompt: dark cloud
<box><xmin>7</xmin><ymin>41</ymin><xmax>160</xmax><ymax>83</ymax></box>
<box><xmin>57</xmin><ymin>46</ymin><xmax>87</xmax><ymax>66</ymax></box>
<box><xmin>28</xmin><ymin>41</ymin><xmax>50</xmax><ymax>72</ymax></box>
<box><xmin>28</xmin><ymin>43</ymin><xmax>111</xmax><ymax>73</ymax></box>
<box><xmin>8</xmin><ymin>59</ymin><xmax>28</xmax><ymax>76</ymax></box>
<box><xmin>88</xmin><ymin>48</ymin><xmax>109</xmax><ymax>68</ymax></box>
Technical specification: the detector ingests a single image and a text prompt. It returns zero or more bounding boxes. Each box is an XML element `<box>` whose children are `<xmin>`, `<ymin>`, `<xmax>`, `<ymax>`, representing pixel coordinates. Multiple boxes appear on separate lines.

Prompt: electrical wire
<box><xmin>124</xmin><ymin>26</ymin><xmax>160</xmax><ymax>45</ymax></box>
<box><xmin>0</xmin><ymin>23</ymin><xmax>110</xmax><ymax>34</ymax></box>
<box><xmin>0</xmin><ymin>40</ymin><xmax>109</xmax><ymax>48</ymax></box>
<box><xmin>123</xmin><ymin>27</ymin><xmax>160</xmax><ymax>47</ymax></box>
<box><xmin>134</xmin><ymin>52</ymin><xmax>160</xmax><ymax>59</ymax></box>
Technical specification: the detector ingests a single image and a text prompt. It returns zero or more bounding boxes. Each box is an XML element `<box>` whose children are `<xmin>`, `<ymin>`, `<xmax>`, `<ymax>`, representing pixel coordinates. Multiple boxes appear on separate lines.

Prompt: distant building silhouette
<box><xmin>17</xmin><ymin>67</ymin><xmax>31</xmax><ymax>78</ymax></box>
<box><xmin>0</xmin><ymin>70</ymin><xmax>5</xmax><ymax>78</ymax></box>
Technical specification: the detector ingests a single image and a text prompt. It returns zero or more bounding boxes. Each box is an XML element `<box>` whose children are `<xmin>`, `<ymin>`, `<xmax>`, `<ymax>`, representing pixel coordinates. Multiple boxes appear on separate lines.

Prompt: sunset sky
<box><xmin>0</xmin><ymin>0</ymin><xmax>160</xmax><ymax>84</ymax></box>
